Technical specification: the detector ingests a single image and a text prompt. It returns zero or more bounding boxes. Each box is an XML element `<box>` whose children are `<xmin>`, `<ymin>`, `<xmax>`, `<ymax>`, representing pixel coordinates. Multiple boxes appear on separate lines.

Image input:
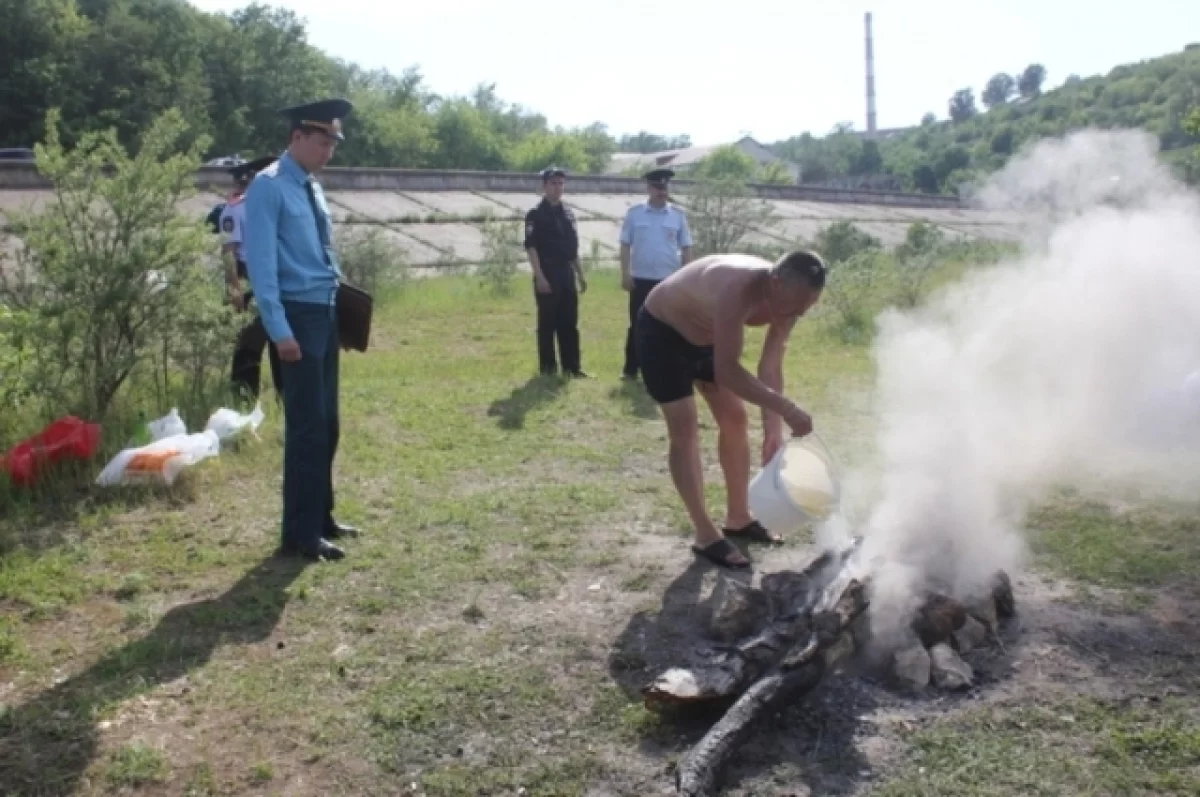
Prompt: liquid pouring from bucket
<box><xmin>748</xmin><ymin>431</ymin><xmax>844</xmax><ymax>538</ymax></box>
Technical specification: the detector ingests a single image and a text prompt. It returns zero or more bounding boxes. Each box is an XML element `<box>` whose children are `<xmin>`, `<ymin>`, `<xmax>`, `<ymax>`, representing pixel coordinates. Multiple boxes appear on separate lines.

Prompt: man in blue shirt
<box><xmin>243</xmin><ymin>98</ymin><xmax>359</xmax><ymax>562</ymax></box>
<box><xmin>619</xmin><ymin>168</ymin><xmax>694</xmax><ymax>380</ymax></box>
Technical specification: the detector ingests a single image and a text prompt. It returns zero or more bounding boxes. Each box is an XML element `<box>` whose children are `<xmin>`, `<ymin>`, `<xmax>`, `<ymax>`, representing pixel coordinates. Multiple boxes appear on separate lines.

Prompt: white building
<box><xmin>604</xmin><ymin>135</ymin><xmax>801</xmax><ymax>183</ymax></box>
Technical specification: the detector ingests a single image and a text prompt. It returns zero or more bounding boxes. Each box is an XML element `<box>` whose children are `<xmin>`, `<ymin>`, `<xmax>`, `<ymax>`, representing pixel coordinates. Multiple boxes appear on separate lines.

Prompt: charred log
<box><xmin>674</xmin><ymin>661</ymin><xmax>826</xmax><ymax>797</ymax></box>
<box><xmin>673</xmin><ymin>574</ymin><xmax>869</xmax><ymax>797</ymax></box>
<box><xmin>643</xmin><ymin>541</ymin><xmax>861</xmax><ymax>709</ymax></box>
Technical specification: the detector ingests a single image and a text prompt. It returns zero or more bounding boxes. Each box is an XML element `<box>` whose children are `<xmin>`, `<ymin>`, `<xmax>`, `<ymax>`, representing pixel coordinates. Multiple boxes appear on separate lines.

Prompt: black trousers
<box><xmin>231</xmin><ymin>312</ymin><xmax>283</xmax><ymax>401</ymax></box>
<box><xmin>534</xmin><ymin>273</ymin><xmax>580</xmax><ymax>374</ymax></box>
<box><xmin>279</xmin><ymin>301</ymin><xmax>339</xmax><ymax>553</ymax></box>
<box><xmin>623</xmin><ymin>277</ymin><xmax>661</xmax><ymax>378</ymax></box>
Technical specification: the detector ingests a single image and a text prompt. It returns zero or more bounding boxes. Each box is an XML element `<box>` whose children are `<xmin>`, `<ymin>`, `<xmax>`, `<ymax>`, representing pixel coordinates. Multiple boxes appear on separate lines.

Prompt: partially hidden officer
<box><xmin>523</xmin><ymin>166</ymin><xmax>589</xmax><ymax>378</ymax></box>
<box><xmin>220</xmin><ymin>155</ymin><xmax>283</xmax><ymax>402</ymax></box>
<box><xmin>243</xmin><ymin>97</ymin><xmax>361</xmax><ymax>562</ymax></box>
<box><xmin>619</xmin><ymin>167</ymin><xmax>693</xmax><ymax>380</ymax></box>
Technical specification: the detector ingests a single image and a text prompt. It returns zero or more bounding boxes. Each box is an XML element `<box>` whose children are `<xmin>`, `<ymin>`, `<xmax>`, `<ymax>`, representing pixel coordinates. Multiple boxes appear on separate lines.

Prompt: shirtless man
<box><xmin>635</xmin><ymin>250</ymin><xmax>827</xmax><ymax>569</ymax></box>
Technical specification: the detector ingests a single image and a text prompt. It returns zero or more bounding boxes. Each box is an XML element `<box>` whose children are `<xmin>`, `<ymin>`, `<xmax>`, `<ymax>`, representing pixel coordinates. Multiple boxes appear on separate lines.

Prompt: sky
<box><xmin>189</xmin><ymin>0</ymin><xmax>1198</xmax><ymax>147</ymax></box>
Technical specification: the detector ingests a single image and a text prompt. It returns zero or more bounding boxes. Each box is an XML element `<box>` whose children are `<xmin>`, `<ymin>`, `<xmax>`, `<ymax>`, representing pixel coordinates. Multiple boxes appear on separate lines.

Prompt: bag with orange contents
<box><xmin>95</xmin><ymin>430</ymin><xmax>221</xmax><ymax>486</ymax></box>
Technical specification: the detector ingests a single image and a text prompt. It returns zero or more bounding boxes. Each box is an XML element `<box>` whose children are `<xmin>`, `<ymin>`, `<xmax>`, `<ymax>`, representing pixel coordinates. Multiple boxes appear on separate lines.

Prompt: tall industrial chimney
<box><xmin>865</xmin><ymin>12</ymin><xmax>877</xmax><ymax>138</ymax></box>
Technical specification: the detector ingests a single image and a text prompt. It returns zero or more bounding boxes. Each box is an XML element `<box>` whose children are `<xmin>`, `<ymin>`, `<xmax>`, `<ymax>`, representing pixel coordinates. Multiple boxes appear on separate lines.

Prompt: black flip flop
<box><xmin>724</xmin><ymin>520</ymin><xmax>782</xmax><ymax>545</ymax></box>
<box><xmin>692</xmin><ymin>538</ymin><xmax>752</xmax><ymax>570</ymax></box>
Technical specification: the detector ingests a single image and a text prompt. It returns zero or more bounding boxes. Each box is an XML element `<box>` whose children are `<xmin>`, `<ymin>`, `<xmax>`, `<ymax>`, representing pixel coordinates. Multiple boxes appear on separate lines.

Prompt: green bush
<box><xmin>335</xmin><ymin>225</ymin><xmax>410</xmax><ymax>297</ymax></box>
<box><xmin>820</xmin><ymin>250</ymin><xmax>890</xmax><ymax>344</ymax></box>
<box><xmin>678</xmin><ymin>176</ymin><xmax>782</xmax><ymax>257</ymax></box>
<box><xmin>813</xmin><ymin>220</ymin><xmax>882</xmax><ymax>264</ymax></box>
<box><xmin>0</xmin><ymin>107</ymin><xmax>237</xmax><ymax>431</ymax></box>
<box><xmin>478</xmin><ymin>212</ymin><xmax>524</xmax><ymax>296</ymax></box>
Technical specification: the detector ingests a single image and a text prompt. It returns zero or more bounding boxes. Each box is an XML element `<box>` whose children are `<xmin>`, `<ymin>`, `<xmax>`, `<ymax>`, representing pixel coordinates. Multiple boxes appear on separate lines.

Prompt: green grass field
<box><xmin>1</xmin><ymin>272</ymin><xmax>1197</xmax><ymax>796</ymax></box>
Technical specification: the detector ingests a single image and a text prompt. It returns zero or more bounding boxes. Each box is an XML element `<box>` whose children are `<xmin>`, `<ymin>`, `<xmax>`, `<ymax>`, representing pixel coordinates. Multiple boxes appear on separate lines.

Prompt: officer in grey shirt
<box><xmin>619</xmin><ymin>168</ymin><xmax>694</xmax><ymax>380</ymax></box>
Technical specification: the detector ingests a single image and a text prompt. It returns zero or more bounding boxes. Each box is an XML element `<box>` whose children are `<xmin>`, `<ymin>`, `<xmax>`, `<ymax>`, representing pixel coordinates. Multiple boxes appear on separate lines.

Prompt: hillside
<box><xmin>771</xmin><ymin>45</ymin><xmax>1200</xmax><ymax>194</ymax></box>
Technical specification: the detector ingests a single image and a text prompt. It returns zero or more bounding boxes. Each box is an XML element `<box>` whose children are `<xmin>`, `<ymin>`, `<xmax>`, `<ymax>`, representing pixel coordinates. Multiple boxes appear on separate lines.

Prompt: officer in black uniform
<box><xmin>523</xmin><ymin>166</ymin><xmax>589</xmax><ymax>377</ymax></box>
<box><xmin>220</xmin><ymin>155</ymin><xmax>283</xmax><ymax>402</ymax></box>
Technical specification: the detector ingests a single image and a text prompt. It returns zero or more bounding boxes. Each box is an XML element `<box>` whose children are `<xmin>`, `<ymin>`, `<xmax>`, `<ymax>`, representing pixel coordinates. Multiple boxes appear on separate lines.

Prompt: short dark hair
<box><xmin>773</xmin><ymin>249</ymin><xmax>827</xmax><ymax>289</ymax></box>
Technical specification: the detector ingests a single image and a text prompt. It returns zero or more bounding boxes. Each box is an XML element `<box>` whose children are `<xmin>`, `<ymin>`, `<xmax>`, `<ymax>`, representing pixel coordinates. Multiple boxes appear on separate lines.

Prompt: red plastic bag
<box><xmin>1</xmin><ymin>416</ymin><xmax>103</xmax><ymax>487</ymax></box>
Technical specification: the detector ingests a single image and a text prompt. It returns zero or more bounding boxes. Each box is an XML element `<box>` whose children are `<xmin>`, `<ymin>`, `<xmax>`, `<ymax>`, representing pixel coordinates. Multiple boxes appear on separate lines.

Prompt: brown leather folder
<box><xmin>336</xmin><ymin>282</ymin><xmax>373</xmax><ymax>352</ymax></box>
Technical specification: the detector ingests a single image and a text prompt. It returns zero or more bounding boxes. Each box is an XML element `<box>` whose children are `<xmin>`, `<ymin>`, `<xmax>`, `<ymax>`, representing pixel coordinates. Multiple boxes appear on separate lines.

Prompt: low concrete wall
<box><xmin>0</xmin><ymin>161</ymin><xmax>963</xmax><ymax>209</ymax></box>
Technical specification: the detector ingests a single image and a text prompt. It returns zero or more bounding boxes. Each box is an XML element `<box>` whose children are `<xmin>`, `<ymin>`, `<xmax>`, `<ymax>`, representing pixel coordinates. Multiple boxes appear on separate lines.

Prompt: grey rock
<box><xmin>930</xmin><ymin>642</ymin><xmax>974</xmax><ymax>690</ymax></box>
<box><xmin>953</xmin><ymin>615</ymin><xmax>989</xmax><ymax>654</ymax></box>
<box><xmin>891</xmin><ymin>645</ymin><xmax>931</xmax><ymax>691</ymax></box>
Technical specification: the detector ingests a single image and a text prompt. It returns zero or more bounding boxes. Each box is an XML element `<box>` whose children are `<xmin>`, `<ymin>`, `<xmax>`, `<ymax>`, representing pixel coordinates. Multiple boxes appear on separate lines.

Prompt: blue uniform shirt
<box><xmin>243</xmin><ymin>151</ymin><xmax>342</xmax><ymax>342</ymax></box>
<box><xmin>619</xmin><ymin>201</ymin><xmax>693</xmax><ymax>281</ymax></box>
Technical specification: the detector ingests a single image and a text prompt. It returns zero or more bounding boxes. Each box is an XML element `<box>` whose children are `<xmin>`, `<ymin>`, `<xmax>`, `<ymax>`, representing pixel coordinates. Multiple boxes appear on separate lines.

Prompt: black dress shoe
<box><xmin>566</xmin><ymin>369</ymin><xmax>591</xmax><ymax>379</ymax></box>
<box><xmin>324</xmin><ymin>519</ymin><xmax>360</xmax><ymax>539</ymax></box>
<box><xmin>279</xmin><ymin>539</ymin><xmax>345</xmax><ymax>561</ymax></box>
<box><xmin>307</xmin><ymin>540</ymin><xmax>346</xmax><ymax>561</ymax></box>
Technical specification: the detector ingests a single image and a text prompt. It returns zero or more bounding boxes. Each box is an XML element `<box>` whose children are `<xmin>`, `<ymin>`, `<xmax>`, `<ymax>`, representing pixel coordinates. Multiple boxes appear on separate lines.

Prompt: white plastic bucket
<box><xmin>748</xmin><ymin>433</ymin><xmax>841</xmax><ymax>536</ymax></box>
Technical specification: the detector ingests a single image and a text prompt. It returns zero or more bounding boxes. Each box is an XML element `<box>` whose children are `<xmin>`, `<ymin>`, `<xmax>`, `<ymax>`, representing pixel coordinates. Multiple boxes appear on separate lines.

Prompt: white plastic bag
<box><xmin>96</xmin><ymin>431</ymin><xmax>221</xmax><ymax>487</ymax></box>
<box><xmin>205</xmin><ymin>402</ymin><xmax>265</xmax><ymax>442</ymax></box>
<box><xmin>147</xmin><ymin>407</ymin><xmax>187</xmax><ymax>441</ymax></box>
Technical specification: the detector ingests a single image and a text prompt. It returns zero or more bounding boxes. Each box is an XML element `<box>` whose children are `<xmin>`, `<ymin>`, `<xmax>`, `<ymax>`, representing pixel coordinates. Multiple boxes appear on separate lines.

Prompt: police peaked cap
<box><xmin>278</xmin><ymin>98</ymin><xmax>354</xmax><ymax>140</ymax></box>
<box><xmin>540</xmin><ymin>166</ymin><xmax>567</xmax><ymax>180</ymax></box>
<box><xmin>643</xmin><ymin>168</ymin><xmax>675</xmax><ymax>183</ymax></box>
<box><xmin>228</xmin><ymin>155</ymin><xmax>278</xmax><ymax>180</ymax></box>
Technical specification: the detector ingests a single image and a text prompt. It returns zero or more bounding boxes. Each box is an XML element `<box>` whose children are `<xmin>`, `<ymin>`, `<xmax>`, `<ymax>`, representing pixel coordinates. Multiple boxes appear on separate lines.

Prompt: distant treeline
<box><xmin>772</xmin><ymin>46</ymin><xmax>1200</xmax><ymax>194</ymax></box>
<box><xmin>1</xmin><ymin>0</ymin><xmax>693</xmax><ymax>176</ymax></box>
<box><xmin>3</xmin><ymin>1</ymin><xmax>1198</xmax><ymax>194</ymax></box>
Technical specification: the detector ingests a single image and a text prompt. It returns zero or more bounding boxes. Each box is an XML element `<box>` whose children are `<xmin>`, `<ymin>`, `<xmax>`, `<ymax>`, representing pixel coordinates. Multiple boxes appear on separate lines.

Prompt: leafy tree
<box><xmin>204</xmin><ymin>3</ymin><xmax>340</xmax><ymax>157</ymax></box>
<box><xmin>912</xmin><ymin>164</ymin><xmax>939</xmax><ymax>193</ymax></box>
<box><xmin>1184</xmin><ymin>106</ymin><xmax>1200</xmax><ymax>137</ymax></box>
<box><xmin>990</xmin><ymin>126</ymin><xmax>1015</xmax><ymax>155</ymax></box>
<box><xmin>1</xmin><ymin>108</ymin><xmax>235</xmax><ymax>421</ymax></box>
<box><xmin>1018</xmin><ymin>64</ymin><xmax>1047</xmax><ymax>99</ymax></box>
<box><xmin>429</xmin><ymin>100</ymin><xmax>508</xmax><ymax>170</ymax></box>
<box><xmin>570</xmin><ymin>122</ymin><xmax>618</xmax><ymax>174</ymax></box>
<box><xmin>0</xmin><ymin>0</ymin><xmax>90</xmax><ymax>147</ymax></box>
<box><xmin>70</xmin><ymin>0</ymin><xmax>215</xmax><ymax>150</ymax></box>
<box><xmin>617</xmin><ymin>132</ymin><xmax>691</xmax><ymax>152</ymax></box>
<box><xmin>506</xmin><ymin>131</ymin><xmax>592</xmax><ymax>174</ymax></box>
<box><xmin>982</xmin><ymin>73</ymin><xmax>1016</xmax><ymax>108</ymax></box>
<box><xmin>691</xmin><ymin>145</ymin><xmax>759</xmax><ymax>182</ymax></box>
<box><xmin>1185</xmin><ymin>107</ymin><xmax>1200</xmax><ymax>183</ymax></box>
<box><xmin>757</xmin><ymin>161</ymin><xmax>796</xmax><ymax>185</ymax></box>
<box><xmin>949</xmin><ymin>88</ymin><xmax>978</xmax><ymax>123</ymax></box>
<box><xmin>851</xmin><ymin>140</ymin><xmax>884</xmax><ymax>174</ymax></box>
<box><xmin>679</xmin><ymin>177</ymin><xmax>781</xmax><ymax>257</ymax></box>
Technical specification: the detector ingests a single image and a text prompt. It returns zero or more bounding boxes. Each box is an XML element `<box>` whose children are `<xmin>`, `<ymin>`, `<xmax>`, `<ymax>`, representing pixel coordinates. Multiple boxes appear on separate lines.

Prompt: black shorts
<box><xmin>635</xmin><ymin>307</ymin><xmax>715</xmax><ymax>404</ymax></box>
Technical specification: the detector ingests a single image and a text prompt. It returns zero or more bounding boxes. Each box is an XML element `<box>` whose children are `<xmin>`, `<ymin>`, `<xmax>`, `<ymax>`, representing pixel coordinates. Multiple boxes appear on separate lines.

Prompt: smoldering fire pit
<box><xmin>639</xmin><ymin>539</ymin><xmax>1018</xmax><ymax>797</ymax></box>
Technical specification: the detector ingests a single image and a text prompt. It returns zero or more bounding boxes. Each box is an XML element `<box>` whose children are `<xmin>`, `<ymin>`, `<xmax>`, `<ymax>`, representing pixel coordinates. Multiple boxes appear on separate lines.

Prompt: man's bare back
<box><xmin>643</xmin><ymin>254</ymin><xmax>775</xmax><ymax>346</ymax></box>
<box><xmin>632</xmin><ymin>248</ymin><xmax>828</xmax><ymax>570</ymax></box>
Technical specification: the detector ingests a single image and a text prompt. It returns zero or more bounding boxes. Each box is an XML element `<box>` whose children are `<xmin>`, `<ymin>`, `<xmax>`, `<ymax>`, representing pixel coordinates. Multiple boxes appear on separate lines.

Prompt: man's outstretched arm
<box><xmin>757</xmin><ymin>318</ymin><xmax>798</xmax><ymax>462</ymax></box>
<box><xmin>711</xmin><ymin>285</ymin><xmax>796</xmax><ymax>420</ymax></box>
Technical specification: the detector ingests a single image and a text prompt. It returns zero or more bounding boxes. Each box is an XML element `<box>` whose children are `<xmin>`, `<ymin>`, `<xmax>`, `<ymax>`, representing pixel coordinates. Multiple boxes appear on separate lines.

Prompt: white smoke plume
<box><xmin>843</xmin><ymin>129</ymin><xmax>1200</xmax><ymax>641</ymax></box>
